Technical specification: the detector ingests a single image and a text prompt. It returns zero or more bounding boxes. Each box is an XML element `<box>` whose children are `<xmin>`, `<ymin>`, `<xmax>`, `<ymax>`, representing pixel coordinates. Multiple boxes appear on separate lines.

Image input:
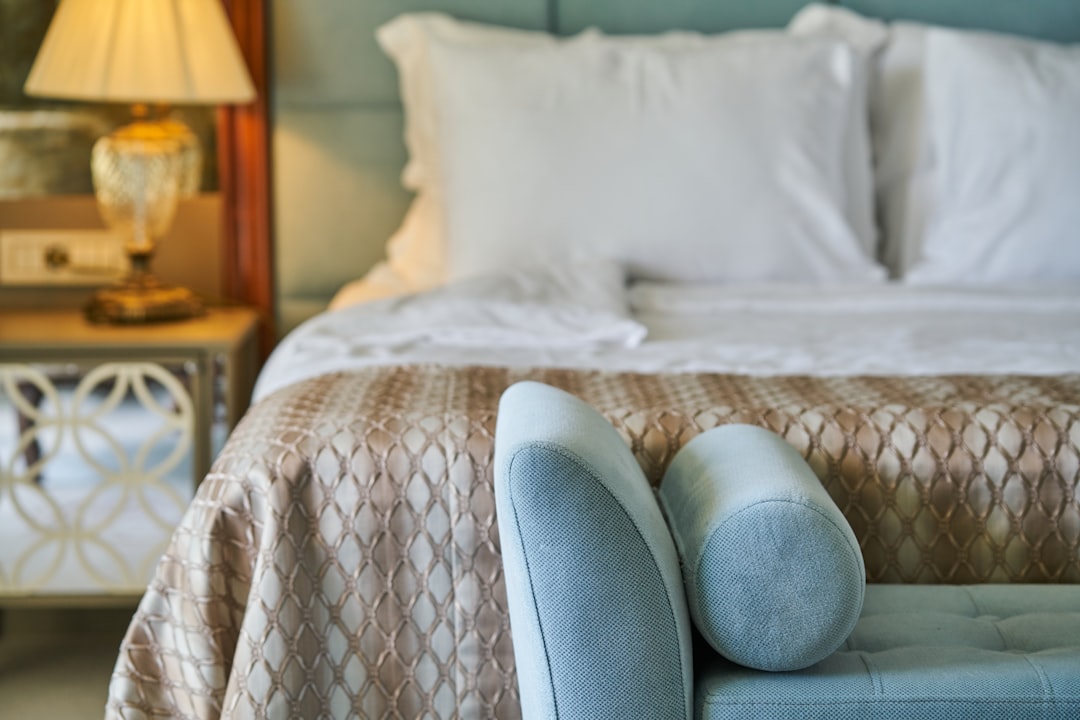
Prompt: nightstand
<box><xmin>0</xmin><ymin>307</ymin><xmax>259</xmax><ymax>605</ymax></box>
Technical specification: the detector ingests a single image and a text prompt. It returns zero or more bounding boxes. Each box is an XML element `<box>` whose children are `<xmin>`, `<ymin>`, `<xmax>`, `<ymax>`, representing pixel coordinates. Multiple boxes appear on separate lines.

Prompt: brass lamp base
<box><xmin>85</xmin><ymin>272</ymin><xmax>204</xmax><ymax>324</ymax></box>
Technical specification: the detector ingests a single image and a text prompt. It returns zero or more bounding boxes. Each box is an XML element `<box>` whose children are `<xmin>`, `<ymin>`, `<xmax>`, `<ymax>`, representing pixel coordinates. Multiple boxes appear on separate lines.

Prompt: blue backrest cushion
<box><xmin>494</xmin><ymin>381</ymin><xmax>693</xmax><ymax>719</ymax></box>
<box><xmin>660</xmin><ymin>424</ymin><xmax>865</xmax><ymax>672</ymax></box>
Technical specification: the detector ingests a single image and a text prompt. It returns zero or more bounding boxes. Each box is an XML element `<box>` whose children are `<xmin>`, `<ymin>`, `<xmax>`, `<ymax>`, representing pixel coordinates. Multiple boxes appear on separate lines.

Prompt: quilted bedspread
<box><xmin>106</xmin><ymin>365</ymin><xmax>1080</xmax><ymax>718</ymax></box>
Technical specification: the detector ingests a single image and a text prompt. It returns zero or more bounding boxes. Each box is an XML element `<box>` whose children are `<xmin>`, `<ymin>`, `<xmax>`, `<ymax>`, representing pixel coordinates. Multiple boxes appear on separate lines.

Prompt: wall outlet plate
<box><xmin>0</xmin><ymin>229</ymin><xmax>128</xmax><ymax>286</ymax></box>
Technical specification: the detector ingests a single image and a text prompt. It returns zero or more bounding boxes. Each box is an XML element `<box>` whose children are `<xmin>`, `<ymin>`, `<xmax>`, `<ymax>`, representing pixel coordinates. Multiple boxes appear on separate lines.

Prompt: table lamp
<box><xmin>24</xmin><ymin>0</ymin><xmax>256</xmax><ymax>323</ymax></box>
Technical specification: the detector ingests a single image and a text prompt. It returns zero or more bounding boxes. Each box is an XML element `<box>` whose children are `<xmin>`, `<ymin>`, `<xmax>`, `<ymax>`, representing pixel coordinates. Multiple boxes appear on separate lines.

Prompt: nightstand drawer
<box><xmin>0</xmin><ymin>308</ymin><xmax>258</xmax><ymax>604</ymax></box>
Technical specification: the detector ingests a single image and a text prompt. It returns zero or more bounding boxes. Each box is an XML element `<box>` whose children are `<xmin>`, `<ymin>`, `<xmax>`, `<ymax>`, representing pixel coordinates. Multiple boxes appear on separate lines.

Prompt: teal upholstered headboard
<box><xmin>271</xmin><ymin>0</ymin><xmax>1080</xmax><ymax>333</ymax></box>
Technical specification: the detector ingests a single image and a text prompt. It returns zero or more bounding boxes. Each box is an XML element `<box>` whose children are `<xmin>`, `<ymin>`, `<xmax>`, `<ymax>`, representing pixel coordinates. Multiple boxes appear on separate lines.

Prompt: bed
<box><xmin>106</xmin><ymin>1</ymin><xmax>1080</xmax><ymax>718</ymax></box>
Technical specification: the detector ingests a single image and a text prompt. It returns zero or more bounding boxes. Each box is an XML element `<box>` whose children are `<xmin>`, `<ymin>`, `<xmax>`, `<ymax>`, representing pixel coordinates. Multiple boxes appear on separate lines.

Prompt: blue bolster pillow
<box><xmin>494</xmin><ymin>381</ymin><xmax>693</xmax><ymax>719</ymax></box>
<box><xmin>659</xmin><ymin>424</ymin><xmax>865</xmax><ymax>672</ymax></box>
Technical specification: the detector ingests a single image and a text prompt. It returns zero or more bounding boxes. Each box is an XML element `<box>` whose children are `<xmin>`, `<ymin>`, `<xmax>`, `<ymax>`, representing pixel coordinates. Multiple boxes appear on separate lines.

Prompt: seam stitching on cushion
<box><xmin>506</xmin><ymin>449</ymin><xmax>561</xmax><ymax>719</ymax></box>
<box><xmin>1021</xmin><ymin>653</ymin><xmax>1055</xmax><ymax>705</ymax></box>
<box><xmin>513</xmin><ymin>440</ymin><xmax>691</xmax><ymax>715</ymax></box>
<box><xmin>858</xmin><ymin>650</ymin><xmax>885</xmax><ymax>699</ymax></box>
<box><xmin>962</xmin><ymin>585</ymin><xmax>984</xmax><ymax>617</ymax></box>
<box><xmin>961</xmin><ymin>586</ymin><xmax>1014</xmax><ymax>655</ymax></box>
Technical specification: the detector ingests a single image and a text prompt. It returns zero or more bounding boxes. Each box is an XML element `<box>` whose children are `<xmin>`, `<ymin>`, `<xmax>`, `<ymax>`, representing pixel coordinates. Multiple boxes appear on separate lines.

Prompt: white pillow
<box><xmin>789</xmin><ymin>4</ymin><xmax>932</xmax><ymax>278</ymax></box>
<box><xmin>791</xmin><ymin>4</ymin><xmax>1080</xmax><ymax>283</ymax></box>
<box><xmin>427</xmin><ymin>28</ymin><xmax>884</xmax><ymax>284</ymax></box>
<box><xmin>783</xmin><ymin>4</ymin><xmax>885</xmax><ymax>261</ymax></box>
<box><xmin>374</xmin><ymin>14</ymin><xmax>556</xmax><ymax>291</ymax></box>
<box><xmin>377</xmin><ymin>13</ymin><xmax>556</xmax><ymax>193</ymax></box>
<box><xmin>907</xmin><ymin>29</ymin><xmax>1080</xmax><ymax>284</ymax></box>
<box><xmin>377</xmin><ymin>12</ymin><xmax>882</xmax><ymax>287</ymax></box>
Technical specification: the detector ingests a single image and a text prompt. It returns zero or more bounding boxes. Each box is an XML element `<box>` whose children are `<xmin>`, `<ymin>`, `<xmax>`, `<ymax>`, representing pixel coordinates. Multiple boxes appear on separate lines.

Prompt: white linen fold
<box><xmin>256</xmin><ymin>258</ymin><xmax>645</xmax><ymax>399</ymax></box>
<box><xmin>629</xmin><ymin>282</ymin><xmax>1080</xmax><ymax>314</ymax></box>
<box><xmin>256</xmin><ymin>275</ymin><xmax>1080</xmax><ymax>403</ymax></box>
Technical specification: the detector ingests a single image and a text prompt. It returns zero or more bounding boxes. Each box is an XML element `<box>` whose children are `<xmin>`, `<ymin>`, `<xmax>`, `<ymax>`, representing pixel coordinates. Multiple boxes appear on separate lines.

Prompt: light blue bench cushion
<box><xmin>697</xmin><ymin>584</ymin><xmax>1080</xmax><ymax>719</ymax></box>
<box><xmin>660</xmin><ymin>424</ymin><xmax>865</xmax><ymax>671</ymax></box>
<box><xmin>494</xmin><ymin>381</ymin><xmax>693</xmax><ymax>719</ymax></box>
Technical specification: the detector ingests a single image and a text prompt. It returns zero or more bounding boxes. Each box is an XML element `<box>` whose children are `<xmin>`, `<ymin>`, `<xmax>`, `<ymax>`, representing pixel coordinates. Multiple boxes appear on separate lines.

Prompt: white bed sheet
<box><xmin>255</xmin><ymin>262</ymin><xmax>1080</xmax><ymax>402</ymax></box>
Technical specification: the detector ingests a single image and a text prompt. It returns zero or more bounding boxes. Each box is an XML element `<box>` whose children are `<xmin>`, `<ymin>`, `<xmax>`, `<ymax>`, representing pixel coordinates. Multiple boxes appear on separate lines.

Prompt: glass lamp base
<box><xmin>85</xmin><ymin>272</ymin><xmax>204</xmax><ymax>324</ymax></box>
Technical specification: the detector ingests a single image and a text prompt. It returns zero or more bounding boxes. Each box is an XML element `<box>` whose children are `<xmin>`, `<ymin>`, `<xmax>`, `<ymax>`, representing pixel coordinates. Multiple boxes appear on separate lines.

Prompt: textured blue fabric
<box><xmin>696</xmin><ymin>584</ymin><xmax>1080</xmax><ymax>719</ymax></box>
<box><xmin>660</xmin><ymin>424</ymin><xmax>865</xmax><ymax>671</ymax></box>
<box><xmin>493</xmin><ymin>382</ymin><xmax>693</xmax><ymax>719</ymax></box>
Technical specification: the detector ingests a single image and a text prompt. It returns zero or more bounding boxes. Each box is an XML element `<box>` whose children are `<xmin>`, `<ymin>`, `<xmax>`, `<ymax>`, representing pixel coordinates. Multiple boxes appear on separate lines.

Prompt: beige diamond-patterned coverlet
<box><xmin>107</xmin><ymin>365</ymin><xmax>1080</xmax><ymax>719</ymax></box>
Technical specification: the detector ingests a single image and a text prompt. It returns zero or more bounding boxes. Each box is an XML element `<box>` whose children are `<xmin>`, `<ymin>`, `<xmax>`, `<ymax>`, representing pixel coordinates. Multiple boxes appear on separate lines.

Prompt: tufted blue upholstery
<box><xmin>697</xmin><ymin>583</ymin><xmax>1080</xmax><ymax>719</ymax></box>
<box><xmin>494</xmin><ymin>381</ymin><xmax>693</xmax><ymax>719</ymax></box>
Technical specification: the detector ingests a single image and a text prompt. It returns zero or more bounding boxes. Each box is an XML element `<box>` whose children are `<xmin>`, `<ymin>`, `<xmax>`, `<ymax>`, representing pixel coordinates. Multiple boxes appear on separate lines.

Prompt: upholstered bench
<box><xmin>696</xmin><ymin>584</ymin><xmax>1080</xmax><ymax>719</ymax></box>
<box><xmin>493</xmin><ymin>382</ymin><xmax>1080</xmax><ymax>720</ymax></box>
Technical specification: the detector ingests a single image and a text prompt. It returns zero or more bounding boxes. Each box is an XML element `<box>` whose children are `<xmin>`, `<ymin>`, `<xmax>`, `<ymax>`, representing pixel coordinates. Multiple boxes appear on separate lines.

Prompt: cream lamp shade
<box><xmin>24</xmin><ymin>0</ymin><xmax>255</xmax><ymax>324</ymax></box>
<box><xmin>24</xmin><ymin>0</ymin><xmax>255</xmax><ymax>105</ymax></box>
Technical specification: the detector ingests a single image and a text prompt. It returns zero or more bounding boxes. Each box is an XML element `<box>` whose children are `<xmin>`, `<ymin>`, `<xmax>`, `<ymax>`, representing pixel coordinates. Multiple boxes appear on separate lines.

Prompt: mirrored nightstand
<box><xmin>0</xmin><ymin>307</ymin><xmax>258</xmax><ymax>605</ymax></box>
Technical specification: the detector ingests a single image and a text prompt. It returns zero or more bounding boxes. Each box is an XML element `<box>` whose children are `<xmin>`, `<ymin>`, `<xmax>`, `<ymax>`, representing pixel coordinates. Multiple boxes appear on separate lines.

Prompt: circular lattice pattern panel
<box><xmin>0</xmin><ymin>362</ymin><xmax>195</xmax><ymax>595</ymax></box>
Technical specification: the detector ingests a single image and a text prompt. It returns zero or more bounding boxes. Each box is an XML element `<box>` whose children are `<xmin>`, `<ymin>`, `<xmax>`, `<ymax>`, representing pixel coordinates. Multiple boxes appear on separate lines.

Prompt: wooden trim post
<box><xmin>217</xmin><ymin>0</ymin><xmax>275</xmax><ymax>358</ymax></box>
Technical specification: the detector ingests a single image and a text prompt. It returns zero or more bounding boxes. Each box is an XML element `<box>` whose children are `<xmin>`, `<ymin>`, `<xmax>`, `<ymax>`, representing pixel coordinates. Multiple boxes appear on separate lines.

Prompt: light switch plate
<box><xmin>0</xmin><ymin>229</ymin><xmax>128</xmax><ymax>286</ymax></box>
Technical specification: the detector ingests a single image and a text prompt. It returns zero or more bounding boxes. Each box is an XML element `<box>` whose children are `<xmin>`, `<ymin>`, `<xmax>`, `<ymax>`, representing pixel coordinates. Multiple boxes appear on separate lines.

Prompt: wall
<box><xmin>272</xmin><ymin>1</ymin><xmax>416</xmax><ymax>332</ymax></box>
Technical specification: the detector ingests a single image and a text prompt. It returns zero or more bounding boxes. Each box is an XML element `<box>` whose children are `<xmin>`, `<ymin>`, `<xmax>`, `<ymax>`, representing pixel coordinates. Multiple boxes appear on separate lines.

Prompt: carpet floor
<box><xmin>0</xmin><ymin>606</ymin><xmax>135</xmax><ymax>719</ymax></box>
